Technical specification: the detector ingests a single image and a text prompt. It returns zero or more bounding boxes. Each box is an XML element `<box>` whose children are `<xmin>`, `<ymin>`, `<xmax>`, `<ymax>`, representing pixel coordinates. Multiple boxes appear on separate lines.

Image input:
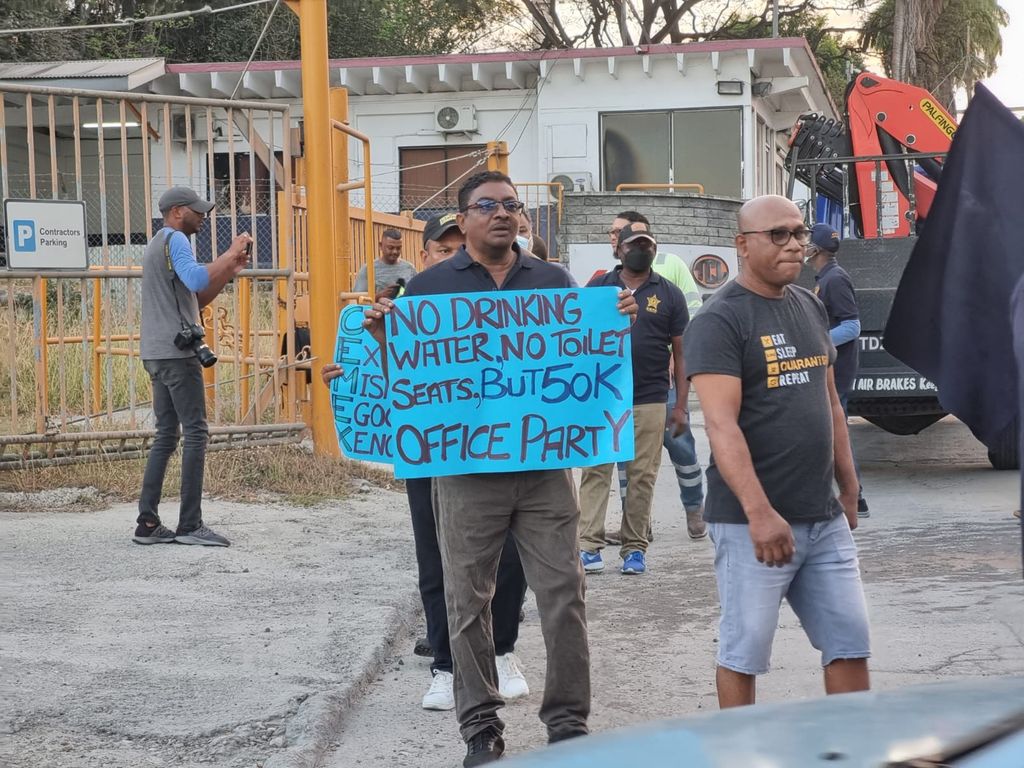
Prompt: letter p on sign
<box><xmin>13</xmin><ymin>220</ymin><xmax>35</xmax><ymax>252</ymax></box>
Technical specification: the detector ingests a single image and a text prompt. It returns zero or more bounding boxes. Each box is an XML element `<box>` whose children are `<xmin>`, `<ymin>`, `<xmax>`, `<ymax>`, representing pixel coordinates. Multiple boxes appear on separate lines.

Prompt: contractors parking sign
<box><xmin>3</xmin><ymin>199</ymin><xmax>88</xmax><ymax>270</ymax></box>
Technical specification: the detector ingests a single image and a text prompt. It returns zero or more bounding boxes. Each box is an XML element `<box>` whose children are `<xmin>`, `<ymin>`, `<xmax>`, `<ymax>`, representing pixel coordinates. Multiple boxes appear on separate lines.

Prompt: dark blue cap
<box><xmin>810</xmin><ymin>223</ymin><xmax>840</xmax><ymax>253</ymax></box>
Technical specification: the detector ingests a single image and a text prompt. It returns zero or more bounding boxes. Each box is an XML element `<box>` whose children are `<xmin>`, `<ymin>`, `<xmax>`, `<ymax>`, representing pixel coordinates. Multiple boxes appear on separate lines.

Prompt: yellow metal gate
<box><xmin>0</xmin><ymin>82</ymin><xmax>307</xmax><ymax>467</ymax></box>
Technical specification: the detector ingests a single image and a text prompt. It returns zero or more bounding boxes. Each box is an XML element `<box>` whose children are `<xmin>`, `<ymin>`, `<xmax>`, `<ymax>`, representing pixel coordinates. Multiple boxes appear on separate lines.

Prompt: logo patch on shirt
<box><xmin>645</xmin><ymin>295</ymin><xmax>661</xmax><ymax>313</ymax></box>
<box><xmin>761</xmin><ymin>331</ymin><xmax>828</xmax><ymax>389</ymax></box>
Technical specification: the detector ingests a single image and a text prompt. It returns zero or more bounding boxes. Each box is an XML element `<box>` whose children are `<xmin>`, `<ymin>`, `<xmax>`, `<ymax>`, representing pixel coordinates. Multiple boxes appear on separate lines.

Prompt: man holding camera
<box><xmin>135</xmin><ymin>186</ymin><xmax>251</xmax><ymax>547</ymax></box>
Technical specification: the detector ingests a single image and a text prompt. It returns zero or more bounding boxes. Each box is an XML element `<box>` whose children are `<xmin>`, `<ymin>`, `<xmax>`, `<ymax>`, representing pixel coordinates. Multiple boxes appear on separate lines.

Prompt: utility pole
<box><xmin>284</xmin><ymin>0</ymin><xmax>340</xmax><ymax>456</ymax></box>
<box><xmin>772</xmin><ymin>0</ymin><xmax>779</xmax><ymax>37</ymax></box>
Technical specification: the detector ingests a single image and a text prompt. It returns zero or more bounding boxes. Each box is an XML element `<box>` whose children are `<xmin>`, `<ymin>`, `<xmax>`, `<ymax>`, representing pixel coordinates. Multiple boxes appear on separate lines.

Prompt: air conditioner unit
<box><xmin>549</xmin><ymin>171</ymin><xmax>593</xmax><ymax>192</ymax></box>
<box><xmin>434</xmin><ymin>104</ymin><xmax>477</xmax><ymax>133</ymax></box>
<box><xmin>172</xmin><ymin>114</ymin><xmax>218</xmax><ymax>142</ymax></box>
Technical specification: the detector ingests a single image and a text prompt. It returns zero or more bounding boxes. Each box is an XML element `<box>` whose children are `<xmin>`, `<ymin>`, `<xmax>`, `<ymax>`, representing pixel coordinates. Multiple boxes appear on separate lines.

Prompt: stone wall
<box><xmin>558</xmin><ymin>192</ymin><xmax>742</xmax><ymax>258</ymax></box>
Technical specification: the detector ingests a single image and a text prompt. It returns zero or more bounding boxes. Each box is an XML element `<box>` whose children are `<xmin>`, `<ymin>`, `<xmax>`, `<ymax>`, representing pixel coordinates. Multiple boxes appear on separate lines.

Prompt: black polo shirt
<box><xmin>587</xmin><ymin>266</ymin><xmax>688</xmax><ymax>405</ymax></box>
<box><xmin>815</xmin><ymin>259</ymin><xmax>860</xmax><ymax>395</ymax></box>
<box><xmin>403</xmin><ymin>245</ymin><xmax>573</xmax><ymax>297</ymax></box>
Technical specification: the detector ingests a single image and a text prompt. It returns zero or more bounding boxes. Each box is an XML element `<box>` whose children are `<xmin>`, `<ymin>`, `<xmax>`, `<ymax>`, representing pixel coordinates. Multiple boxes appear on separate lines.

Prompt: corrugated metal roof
<box><xmin>0</xmin><ymin>58</ymin><xmax>163</xmax><ymax>79</ymax></box>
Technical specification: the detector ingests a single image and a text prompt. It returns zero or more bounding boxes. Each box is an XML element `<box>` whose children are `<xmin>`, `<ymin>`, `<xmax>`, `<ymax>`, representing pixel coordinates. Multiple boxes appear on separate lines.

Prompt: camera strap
<box><xmin>163</xmin><ymin>229</ymin><xmax>192</xmax><ymax>332</ymax></box>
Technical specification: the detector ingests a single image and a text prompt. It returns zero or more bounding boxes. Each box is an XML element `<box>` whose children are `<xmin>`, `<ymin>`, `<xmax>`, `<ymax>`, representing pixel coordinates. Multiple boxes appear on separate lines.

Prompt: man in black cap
<box><xmin>421</xmin><ymin>211</ymin><xmax>464</xmax><ymax>270</ymax></box>
<box><xmin>321</xmin><ymin>211</ymin><xmax>531</xmax><ymax>713</ymax></box>
<box><xmin>805</xmin><ymin>223</ymin><xmax>869</xmax><ymax>516</ymax></box>
<box><xmin>578</xmin><ymin>224</ymin><xmax>690</xmax><ymax>575</ymax></box>
<box><xmin>135</xmin><ymin>186</ymin><xmax>251</xmax><ymax>547</ymax></box>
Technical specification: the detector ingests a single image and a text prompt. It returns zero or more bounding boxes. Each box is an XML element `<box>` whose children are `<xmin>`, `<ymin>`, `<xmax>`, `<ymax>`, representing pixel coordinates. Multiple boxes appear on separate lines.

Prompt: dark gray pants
<box><xmin>433</xmin><ymin>469</ymin><xmax>590</xmax><ymax>742</ymax></box>
<box><xmin>138</xmin><ymin>357</ymin><xmax>209</xmax><ymax>533</ymax></box>
<box><xmin>406</xmin><ymin>477</ymin><xmax>527</xmax><ymax>675</ymax></box>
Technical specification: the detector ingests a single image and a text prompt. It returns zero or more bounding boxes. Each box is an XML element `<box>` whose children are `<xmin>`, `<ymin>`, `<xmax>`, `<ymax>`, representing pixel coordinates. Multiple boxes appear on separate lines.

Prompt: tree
<box><xmin>861</xmin><ymin>0</ymin><xmax>1008</xmax><ymax>110</ymax></box>
<box><xmin>0</xmin><ymin>0</ymin><xmax>88</xmax><ymax>61</ymax></box>
<box><xmin>0</xmin><ymin>0</ymin><xmax>516</xmax><ymax>63</ymax></box>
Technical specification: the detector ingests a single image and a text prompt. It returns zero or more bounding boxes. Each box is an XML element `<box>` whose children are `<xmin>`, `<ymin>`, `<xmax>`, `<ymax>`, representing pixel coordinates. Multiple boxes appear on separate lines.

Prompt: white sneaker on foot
<box><xmin>422</xmin><ymin>670</ymin><xmax>454</xmax><ymax>711</ymax></box>
<box><xmin>496</xmin><ymin>653</ymin><xmax>529</xmax><ymax>700</ymax></box>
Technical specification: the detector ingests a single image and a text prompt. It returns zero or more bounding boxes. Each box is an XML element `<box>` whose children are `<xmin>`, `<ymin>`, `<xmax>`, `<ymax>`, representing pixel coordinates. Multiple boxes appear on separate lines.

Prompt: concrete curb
<box><xmin>265</xmin><ymin>588</ymin><xmax>422</xmax><ymax>768</ymax></box>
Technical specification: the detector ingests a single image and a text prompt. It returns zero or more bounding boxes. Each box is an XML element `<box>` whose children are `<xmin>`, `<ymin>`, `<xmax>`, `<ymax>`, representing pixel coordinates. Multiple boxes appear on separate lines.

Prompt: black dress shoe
<box><xmin>464</xmin><ymin>727</ymin><xmax>504</xmax><ymax>766</ymax></box>
<box><xmin>413</xmin><ymin>637</ymin><xmax>432</xmax><ymax>657</ymax></box>
<box><xmin>548</xmin><ymin>729</ymin><xmax>587</xmax><ymax>744</ymax></box>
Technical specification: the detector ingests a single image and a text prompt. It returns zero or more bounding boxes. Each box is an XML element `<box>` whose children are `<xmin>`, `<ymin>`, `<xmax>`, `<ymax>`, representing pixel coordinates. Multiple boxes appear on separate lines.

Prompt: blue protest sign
<box><xmin>331</xmin><ymin>304</ymin><xmax>393</xmax><ymax>461</ymax></box>
<box><xmin>385</xmin><ymin>287</ymin><xmax>633</xmax><ymax>479</ymax></box>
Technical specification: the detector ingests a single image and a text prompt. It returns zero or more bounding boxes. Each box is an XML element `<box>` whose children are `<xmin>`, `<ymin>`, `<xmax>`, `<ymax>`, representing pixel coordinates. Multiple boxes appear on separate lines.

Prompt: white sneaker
<box><xmin>422</xmin><ymin>671</ymin><xmax>455</xmax><ymax>711</ymax></box>
<box><xmin>496</xmin><ymin>653</ymin><xmax>529</xmax><ymax>700</ymax></box>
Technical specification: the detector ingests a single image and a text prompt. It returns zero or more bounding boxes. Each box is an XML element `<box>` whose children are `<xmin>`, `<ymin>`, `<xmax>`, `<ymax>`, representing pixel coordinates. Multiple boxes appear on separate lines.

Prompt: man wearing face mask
<box><xmin>608</xmin><ymin>211</ymin><xmax>706</xmax><ymax>543</ymax></box>
<box><xmin>578</xmin><ymin>225</ymin><xmax>690</xmax><ymax>575</ymax></box>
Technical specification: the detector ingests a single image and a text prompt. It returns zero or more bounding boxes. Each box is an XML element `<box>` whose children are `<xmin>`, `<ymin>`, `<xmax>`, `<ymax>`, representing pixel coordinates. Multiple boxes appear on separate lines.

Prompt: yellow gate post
<box><xmin>285</xmin><ymin>0</ymin><xmax>340</xmax><ymax>456</ymax></box>
<box><xmin>486</xmin><ymin>140</ymin><xmax>510</xmax><ymax>174</ymax></box>
<box><xmin>330</xmin><ymin>89</ymin><xmax>352</xmax><ymax>302</ymax></box>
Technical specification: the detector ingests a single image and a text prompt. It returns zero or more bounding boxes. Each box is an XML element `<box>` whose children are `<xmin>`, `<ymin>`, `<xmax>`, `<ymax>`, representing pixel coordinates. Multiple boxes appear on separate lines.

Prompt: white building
<box><xmin>0</xmin><ymin>40</ymin><xmax>834</xmax><ymax>270</ymax></box>
<box><xmin>145</xmin><ymin>37</ymin><xmax>834</xmax><ymax>211</ymax></box>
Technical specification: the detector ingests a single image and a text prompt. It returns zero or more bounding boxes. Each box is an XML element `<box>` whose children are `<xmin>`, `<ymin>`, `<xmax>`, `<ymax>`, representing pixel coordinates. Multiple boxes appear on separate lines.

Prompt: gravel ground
<box><xmin>0</xmin><ymin>481</ymin><xmax>417</xmax><ymax>768</ymax></box>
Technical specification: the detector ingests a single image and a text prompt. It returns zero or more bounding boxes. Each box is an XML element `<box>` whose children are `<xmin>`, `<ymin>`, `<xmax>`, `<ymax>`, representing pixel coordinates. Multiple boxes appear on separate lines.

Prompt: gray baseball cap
<box><xmin>158</xmin><ymin>186</ymin><xmax>215</xmax><ymax>214</ymax></box>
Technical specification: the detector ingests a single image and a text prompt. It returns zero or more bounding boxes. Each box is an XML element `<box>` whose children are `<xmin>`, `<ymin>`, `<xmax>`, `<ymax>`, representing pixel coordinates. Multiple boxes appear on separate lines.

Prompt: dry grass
<box><xmin>0</xmin><ymin>445</ymin><xmax>402</xmax><ymax>511</ymax></box>
<box><xmin>2</xmin><ymin>278</ymin><xmax>287</xmax><ymax>433</ymax></box>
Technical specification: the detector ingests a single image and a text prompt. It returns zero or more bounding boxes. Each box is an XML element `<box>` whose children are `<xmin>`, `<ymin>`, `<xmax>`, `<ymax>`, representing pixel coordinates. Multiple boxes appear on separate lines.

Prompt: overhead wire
<box><xmin>0</xmin><ymin>0</ymin><xmax>276</xmax><ymax>37</ymax></box>
<box><xmin>229</xmin><ymin>0</ymin><xmax>282</xmax><ymax>100</ymax></box>
<box><xmin>412</xmin><ymin>155</ymin><xmax>489</xmax><ymax>213</ymax></box>
<box><xmin>370</xmin><ymin>149</ymin><xmax>490</xmax><ymax>178</ymax></box>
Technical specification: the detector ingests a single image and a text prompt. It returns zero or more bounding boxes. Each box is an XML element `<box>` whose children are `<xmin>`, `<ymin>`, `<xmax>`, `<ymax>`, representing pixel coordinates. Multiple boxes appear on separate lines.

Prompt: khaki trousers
<box><xmin>578</xmin><ymin>403</ymin><xmax>665</xmax><ymax>557</ymax></box>
<box><xmin>433</xmin><ymin>469</ymin><xmax>591</xmax><ymax>742</ymax></box>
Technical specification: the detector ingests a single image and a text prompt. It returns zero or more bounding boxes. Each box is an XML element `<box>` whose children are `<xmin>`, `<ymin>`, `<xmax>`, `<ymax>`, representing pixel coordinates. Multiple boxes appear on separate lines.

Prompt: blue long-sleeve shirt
<box><xmin>164</xmin><ymin>228</ymin><xmax>210</xmax><ymax>293</ymax></box>
<box><xmin>831</xmin><ymin>317</ymin><xmax>861</xmax><ymax>347</ymax></box>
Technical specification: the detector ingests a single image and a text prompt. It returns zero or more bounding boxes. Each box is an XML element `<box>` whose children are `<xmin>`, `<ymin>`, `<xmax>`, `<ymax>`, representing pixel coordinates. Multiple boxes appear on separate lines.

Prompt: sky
<box><xmin>979</xmin><ymin>5</ymin><xmax>1023</xmax><ymax>110</ymax></box>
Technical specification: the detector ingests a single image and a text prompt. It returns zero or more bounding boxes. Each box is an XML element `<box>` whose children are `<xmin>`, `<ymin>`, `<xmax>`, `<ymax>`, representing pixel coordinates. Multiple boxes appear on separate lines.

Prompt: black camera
<box><xmin>173</xmin><ymin>323</ymin><xmax>218</xmax><ymax>368</ymax></box>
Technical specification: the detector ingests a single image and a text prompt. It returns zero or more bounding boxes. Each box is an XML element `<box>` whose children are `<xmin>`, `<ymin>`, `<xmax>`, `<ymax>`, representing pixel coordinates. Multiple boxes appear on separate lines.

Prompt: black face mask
<box><xmin>622</xmin><ymin>247</ymin><xmax>655</xmax><ymax>272</ymax></box>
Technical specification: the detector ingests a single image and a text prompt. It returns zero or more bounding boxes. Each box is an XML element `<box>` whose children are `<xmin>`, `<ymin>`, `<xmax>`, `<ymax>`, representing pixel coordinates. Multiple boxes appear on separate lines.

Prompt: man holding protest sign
<box><xmin>578</xmin><ymin>225</ymin><xmax>690</xmax><ymax>575</ymax></box>
<box><xmin>322</xmin><ymin>212</ymin><xmax>530</xmax><ymax>713</ymax></box>
<box><xmin>684</xmin><ymin>194</ymin><xmax>869</xmax><ymax>708</ymax></box>
<box><xmin>362</xmin><ymin>171</ymin><xmax>638</xmax><ymax>766</ymax></box>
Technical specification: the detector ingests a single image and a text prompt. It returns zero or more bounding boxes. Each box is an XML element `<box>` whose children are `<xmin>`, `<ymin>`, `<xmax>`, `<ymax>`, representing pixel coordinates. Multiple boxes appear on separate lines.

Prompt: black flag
<box><xmin>883</xmin><ymin>84</ymin><xmax>1024</xmax><ymax>452</ymax></box>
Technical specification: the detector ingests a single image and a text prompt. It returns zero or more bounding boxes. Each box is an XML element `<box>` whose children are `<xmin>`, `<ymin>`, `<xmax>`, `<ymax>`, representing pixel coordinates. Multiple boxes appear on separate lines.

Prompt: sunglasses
<box><xmin>739</xmin><ymin>227</ymin><xmax>813</xmax><ymax>246</ymax></box>
<box><xmin>461</xmin><ymin>199</ymin><xmax>526</xmax><ymax>215</ymax></box>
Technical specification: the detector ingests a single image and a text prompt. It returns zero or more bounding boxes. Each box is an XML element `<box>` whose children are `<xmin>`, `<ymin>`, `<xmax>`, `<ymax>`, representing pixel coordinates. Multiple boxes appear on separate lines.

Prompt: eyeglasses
<box><xmin>739</xmin><ymin>227</ymin><xmax>813</xmax><ymax>246</ymax></box>
<box><xmin>461</xmin><ymin>199</ymin><xmax>525</xmax><ymax>215</ymax></box>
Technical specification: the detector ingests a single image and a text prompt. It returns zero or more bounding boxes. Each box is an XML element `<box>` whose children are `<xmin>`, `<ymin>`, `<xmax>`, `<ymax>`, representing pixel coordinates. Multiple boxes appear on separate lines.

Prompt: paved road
<box><xmin>322</xmin><ymin>415</ymin><xmax>1024</xmax><ymax>768</ymax></box>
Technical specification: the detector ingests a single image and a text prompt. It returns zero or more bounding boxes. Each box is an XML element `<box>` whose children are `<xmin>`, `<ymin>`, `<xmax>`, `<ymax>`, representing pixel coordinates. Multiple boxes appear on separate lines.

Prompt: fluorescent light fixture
<box><xmin>716</xmin><ymin>80</ymin><xmax>744</xmax><ymax>96</ymax></box>
<box><xmin>82</xmin><ymin>121</ymin><xmax>140</xmax><ymax>129</ymax></box>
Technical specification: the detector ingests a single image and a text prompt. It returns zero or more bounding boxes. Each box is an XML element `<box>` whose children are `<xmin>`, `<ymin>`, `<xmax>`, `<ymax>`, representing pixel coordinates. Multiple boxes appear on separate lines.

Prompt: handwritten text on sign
<box><xmin>386</xmin><ymin>287</ymin><xmax>633</xmax><ymax>479</ymax></box>
<box><xmin>331</xmin><ymin>304</ymin><xmax>393</xmax><ymax>461</ymax></box>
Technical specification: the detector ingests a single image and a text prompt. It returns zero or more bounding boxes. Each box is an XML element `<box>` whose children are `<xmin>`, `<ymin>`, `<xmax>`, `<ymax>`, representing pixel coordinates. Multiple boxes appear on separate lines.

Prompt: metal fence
<box><xmin>0</xmin><ymin>83</ymin><xmax>306</xmax><ymax>468</ymax></box>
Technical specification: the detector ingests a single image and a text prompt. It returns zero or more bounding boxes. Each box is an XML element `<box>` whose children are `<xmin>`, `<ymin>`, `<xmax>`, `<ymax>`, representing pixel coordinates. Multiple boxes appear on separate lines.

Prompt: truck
<box><xmin>786</xmin><ymin>72</ymin><xmax>1018</xmax><ymax>470</ymax></box>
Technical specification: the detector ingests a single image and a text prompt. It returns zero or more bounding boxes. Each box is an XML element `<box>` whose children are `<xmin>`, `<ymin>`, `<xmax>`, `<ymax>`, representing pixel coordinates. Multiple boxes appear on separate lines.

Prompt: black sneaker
<box><xmin>464</xmin><ymin>727</ymin><xmax>504</xmax><ymax>767</ymax></box>
<box><xmin>133</xmin><ymin>523</ymin><xmax>177</xmax><ymax>545</ymax></box>
<box><xmin>175</xmin><ymin>524</ymin><xmax>230</xmax><ymax>547</ymax></box>
<box><xmin>548</xmin><ymin>729</ymin><xmax>587</xmax><ymax>745</ymax></box>
<box><xmin>857</xmin><ymin>496</ymin><xmax>870</xmax><ymax>518</ymax></box>
<box><xmin>413</xmin><ymin>637</ymin><xmax>433</xmax><ymax>657</ymax></box>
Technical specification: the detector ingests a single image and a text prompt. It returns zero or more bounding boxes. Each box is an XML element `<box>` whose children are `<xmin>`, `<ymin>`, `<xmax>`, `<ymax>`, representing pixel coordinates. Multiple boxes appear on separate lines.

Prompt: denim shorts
<box><xmin>708</xmin><ymin>514</ymin><xmax>871</xmax><ymax>675</ymax></box>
